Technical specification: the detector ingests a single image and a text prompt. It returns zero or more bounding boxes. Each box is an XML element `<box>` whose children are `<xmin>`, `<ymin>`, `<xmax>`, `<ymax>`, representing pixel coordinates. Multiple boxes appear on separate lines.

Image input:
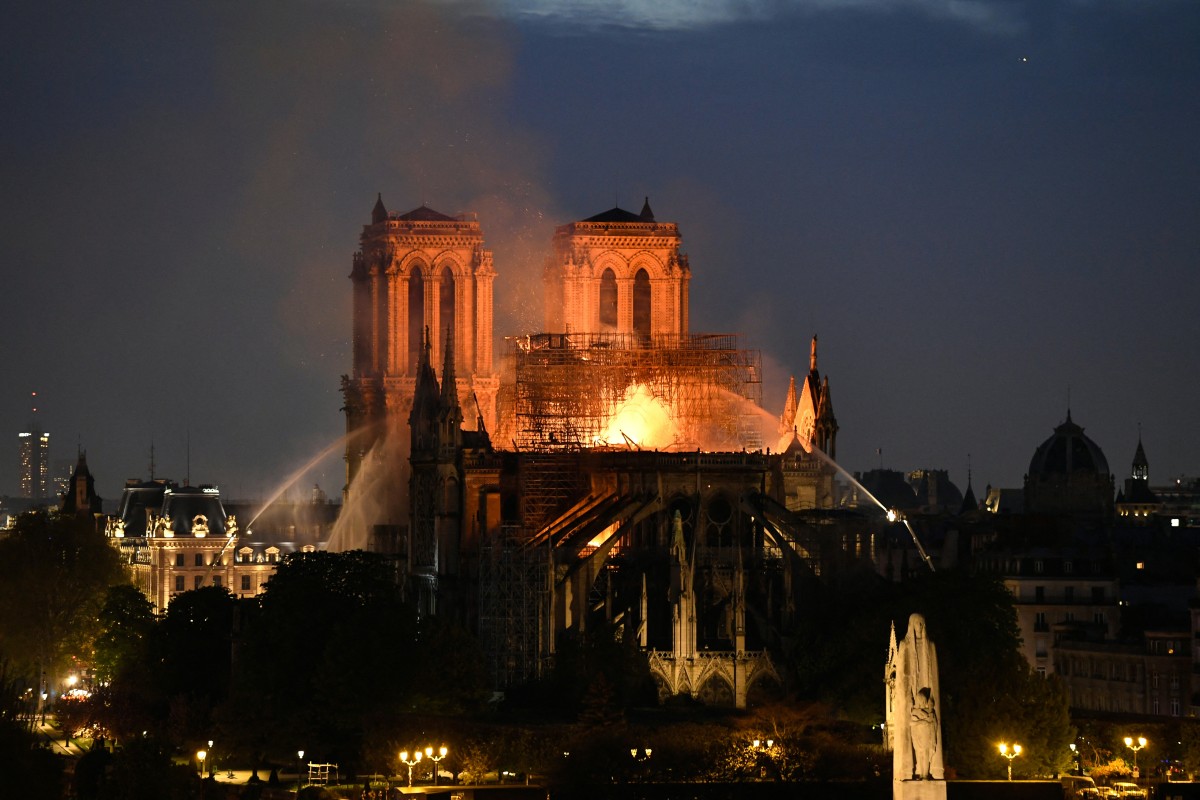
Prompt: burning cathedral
<box><xmin>339</xmin><ymin>196</ymin><xmax>858</xmax><ymax>707</ymax></box>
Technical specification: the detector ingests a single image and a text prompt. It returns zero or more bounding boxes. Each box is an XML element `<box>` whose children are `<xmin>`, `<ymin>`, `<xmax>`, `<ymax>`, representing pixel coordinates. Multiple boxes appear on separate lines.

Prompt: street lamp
<box><xmin>998</xmin><ymin>743</ymin><xmax>1022</xmax><ymax>781</ymax></box>
<box><xmin>399</xmin><ymin>750</ymin><xmax>423</xmax><ymax>787</ymax></box>
<box><xmin>207</xmin><ymin>740</ymin><xmax>214</xmax><ymax>776</ymax></box>
<box><xmin>1124</xmin><ymin>736</ymin><xmax>1147</xmax><ymax>778</ymax></box>
<box><xmin>425</xmin><ymin>746</ymin><xmax>448</xmax><ymax>786</ymax></box>
<box><xmin>751</xmin><ymin>739</ymin><xmax>775</xmax><ymax>780</ymax></box>
<box><xmin>297</xmin><ymin>749</ymin><xmax>305</xmax><ymax>796</ymax></box>
<box><xmin>197</xmin><ymin>750</ymin><xmax>207</xmax><ymax>778</ymax></box>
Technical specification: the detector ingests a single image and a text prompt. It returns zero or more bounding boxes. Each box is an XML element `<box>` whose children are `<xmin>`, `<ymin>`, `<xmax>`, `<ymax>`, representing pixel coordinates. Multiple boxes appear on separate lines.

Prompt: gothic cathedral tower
<box><xmin>342</xmin><ymin>197</ymin><xmax>499</xmax><ymax>495</ymax></box>
<box><xmin>543</xmin><ymin>199</ymin><xmax>691</xmax><ymax>336</ymax></box>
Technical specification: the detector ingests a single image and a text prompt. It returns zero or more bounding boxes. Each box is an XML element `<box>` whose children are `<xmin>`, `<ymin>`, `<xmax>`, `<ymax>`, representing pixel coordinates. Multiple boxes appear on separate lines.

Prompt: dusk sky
<box><xmin>3</xmin><ymin>0</ymin><xmax>1198</xmax><ymax>505</ymax></box>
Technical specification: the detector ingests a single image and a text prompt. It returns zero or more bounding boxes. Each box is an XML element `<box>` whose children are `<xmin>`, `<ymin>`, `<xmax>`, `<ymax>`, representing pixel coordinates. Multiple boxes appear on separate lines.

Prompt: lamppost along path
<box><xmin>998</xmin><ymin>743</ymin><xmax>1022</xmax><ymax>781</ymax></box>
<box><xmin>1124</xmin><ymin>736</ymin><xmax>1146</xmax><ymax>779</ymax></box>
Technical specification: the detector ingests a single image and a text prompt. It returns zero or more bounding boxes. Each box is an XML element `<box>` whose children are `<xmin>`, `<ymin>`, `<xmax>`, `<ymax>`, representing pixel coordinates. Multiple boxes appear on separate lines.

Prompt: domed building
<box><xmin>1024</xmin><ymin>411</ymin><xmax>1114</xmax><ymax>517</ymax></box>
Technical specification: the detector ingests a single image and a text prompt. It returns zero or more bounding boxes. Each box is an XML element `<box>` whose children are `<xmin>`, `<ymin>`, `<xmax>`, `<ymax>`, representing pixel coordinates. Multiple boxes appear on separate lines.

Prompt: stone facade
<box><xmin>543</xmin><ymin>201</ymin><xmax>690</xmax><ymax>337</ymax></box>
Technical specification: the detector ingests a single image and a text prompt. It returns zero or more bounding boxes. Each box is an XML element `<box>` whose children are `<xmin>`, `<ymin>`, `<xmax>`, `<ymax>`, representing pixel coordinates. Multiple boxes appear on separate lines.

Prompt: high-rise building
<box><xmin>18</xmin><ymin>393</ymin><xmax>49</xmax><ymax>500</ymax></box>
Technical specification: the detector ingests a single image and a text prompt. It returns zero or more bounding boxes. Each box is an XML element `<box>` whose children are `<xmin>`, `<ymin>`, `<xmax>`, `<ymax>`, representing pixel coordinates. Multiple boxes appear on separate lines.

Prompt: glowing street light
<box><xmin>197</xmin><ymin>749</ymin><xmax>207</xmax><ymax>777</ymax></box>
<box><xmin>998</xmin><ymin>743</ymin><xmax>1022</xmax><ymax>780</ymax></box>
<box><xmin>297</xmin><ymin>749</ymin><xmax>305</xmax><ymax>795</ymax></box>
<box><xmin>425</xmin><ymin>746</ymin><xmax>448</xmax><ymax>786</ymax></box>
<box><xmin>1124</xmin><ymin>736</ymin><xmax>1147</xmax><ymax>778</ymax></box>
<box><xmin>399</xmin><ymin>750</ymin><xmax>423</xmax><ymax>787</ymax></box>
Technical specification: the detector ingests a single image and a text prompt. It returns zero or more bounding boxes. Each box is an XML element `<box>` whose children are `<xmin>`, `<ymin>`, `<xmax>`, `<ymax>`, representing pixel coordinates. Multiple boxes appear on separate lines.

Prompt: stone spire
<box><xmin>809</xmin><ymin>334</ymin><xmax>819</xmax><ymax>373</ymax></box>
<box><xmin>779</xmin><ymin>375</ymin><xmax>798</xmax><ymax>435</ymax></box>
<box><xmin>639</xmin><ymin>196</ymin><xmax>655</xmax><ymax>222</ymax></box>
<box><xmin>371</xmin><ymin>192</ymin><xmax>388</xmax><ymax>224</ymax></box>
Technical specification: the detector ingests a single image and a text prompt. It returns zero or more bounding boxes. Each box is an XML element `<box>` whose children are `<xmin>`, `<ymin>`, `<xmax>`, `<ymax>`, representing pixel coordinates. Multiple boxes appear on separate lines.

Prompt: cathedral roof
<box><xmin>583</xmin><ymin>205</ymin><xmax>654</xmax><ymax>223</ymax></box>
<box><xmin>395</xmin><ymin>205</ymin><xmax>457</xmax><ymax>222</ymax></box>
<box><xmin>1028</xmin><ymin>411</ymin><xmax>1110</xmax><ymax>478</ymax></box>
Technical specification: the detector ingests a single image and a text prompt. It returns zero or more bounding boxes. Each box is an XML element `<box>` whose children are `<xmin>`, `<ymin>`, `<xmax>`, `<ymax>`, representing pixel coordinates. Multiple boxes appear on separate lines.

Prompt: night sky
<box><xmin>3</xmin><ymin>0</ymin><xmax>1198</xmax><ymax>504</ymax></box>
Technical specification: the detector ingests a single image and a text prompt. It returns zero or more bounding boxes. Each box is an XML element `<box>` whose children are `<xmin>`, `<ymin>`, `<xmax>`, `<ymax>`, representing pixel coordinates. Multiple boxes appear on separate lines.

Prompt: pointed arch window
<box><xmin>633</xmin><ymin>268</ymin><xmax>651</xmax><ymax>336</ymax></box>
<box><xmin>439</xmin><ymin>265</ymin><xmax>456</xmax><ymax>360</ymax></box>
<box><xmin>599</xmin><ymin>268</ymin><xmax>618</xmax><ymax>329</ymax></box>
<box><xmin>408</xmin><ymin>264</ymin><xmax>425</xmax><ymax>372</ymax></box>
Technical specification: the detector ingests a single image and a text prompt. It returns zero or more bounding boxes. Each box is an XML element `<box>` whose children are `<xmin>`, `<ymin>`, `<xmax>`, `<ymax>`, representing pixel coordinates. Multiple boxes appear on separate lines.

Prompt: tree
<box><xmin>92</xmin><ymin>585</ymin><xmax>155</xmax><ymax>685</ymax></box>
<box><xmin>218</xmin><ymin>550</ymin><xmax>417</xmax><ymax>770</ymax></box>
<box><xmin>0</xmin><ymin>510</ymin><xmax>125</xmax><ymax>703</ymax></box>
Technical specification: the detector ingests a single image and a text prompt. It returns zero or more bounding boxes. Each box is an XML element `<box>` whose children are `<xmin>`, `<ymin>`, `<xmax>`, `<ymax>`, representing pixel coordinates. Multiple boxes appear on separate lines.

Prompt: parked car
<box><xmin>1062</xmin><ymin>775</ymin><xmax>1100</xmax><ymax>799</ymax></box>
<box><xmin>1112</xmin><ymin>782</ymin><xmax>1147</xmax><ymax>798</ymax></box>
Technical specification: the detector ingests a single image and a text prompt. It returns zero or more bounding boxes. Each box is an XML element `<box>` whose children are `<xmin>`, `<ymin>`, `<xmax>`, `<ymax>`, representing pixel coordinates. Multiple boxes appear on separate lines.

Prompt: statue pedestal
<box><xmin>895</xmin><ymin>780</ymin><xmax>947</xmax><ymax>800</ymax></box>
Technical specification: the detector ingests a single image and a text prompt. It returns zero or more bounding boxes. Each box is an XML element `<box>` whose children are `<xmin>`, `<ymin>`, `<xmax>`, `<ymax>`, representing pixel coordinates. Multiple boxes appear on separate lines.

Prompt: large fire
<box><xmin>595</xmin><ymin>384</ymin><xmax>677</xmax><ymax>450</ymax></box>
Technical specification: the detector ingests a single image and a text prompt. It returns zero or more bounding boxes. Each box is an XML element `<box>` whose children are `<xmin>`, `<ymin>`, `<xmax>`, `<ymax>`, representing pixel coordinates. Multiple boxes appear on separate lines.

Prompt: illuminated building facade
<box><xmin>342</xmin><ymin>198</ymin><xmax>499</xmax><ymax>495</ymax></box>
<box><xmin>543</xmin><ymin>199</ymin><xmax>689</xmax><ymax>337</ymax></box>
<box><xmin>107</xmin><ymin>481</ymin><xmax>307</xmax><ymax>613</ymax></box>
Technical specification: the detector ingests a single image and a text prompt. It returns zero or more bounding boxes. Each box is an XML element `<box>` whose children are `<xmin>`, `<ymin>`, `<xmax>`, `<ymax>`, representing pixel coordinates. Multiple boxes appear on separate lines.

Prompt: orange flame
<box><xmin>596</xmin><ymin>384</ymin><xmax>677</xmax><ymax>449</ymax></box>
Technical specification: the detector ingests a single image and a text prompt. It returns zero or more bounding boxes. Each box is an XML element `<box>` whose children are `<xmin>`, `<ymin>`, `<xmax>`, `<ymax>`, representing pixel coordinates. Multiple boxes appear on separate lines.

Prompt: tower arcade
<box><xmin>543</xmin><ymin>199</ymin><xmax>691</xmax><ymax>336</ymax></box>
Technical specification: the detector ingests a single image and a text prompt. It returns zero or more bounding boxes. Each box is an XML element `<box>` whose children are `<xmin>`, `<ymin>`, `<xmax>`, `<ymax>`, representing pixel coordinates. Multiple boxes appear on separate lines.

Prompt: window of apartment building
<box><xmin>1035</xmin><ymin>560</ymin><xmax>1044</xmax><ymax>573</ymax></box>
<box><xmin>1094</xmin><ymin>612</ymin><xmax>1105</xmax><ymax>625</ymax></box>
<box><xmin>1173</xmin><ymin>699</ymin><xmax>1182</xmax><ymax>717</ymax></box>
<box><xmin>1128</xmin><ymin>664</ymin><xmax>1137</xmax><ymax>682</ymax></box>
<box><xmin>194</xmin><ymin>575</ymin><xmax>203</xmax><ymax>590</ymax></box>
<box><xmin>1153</xmin><ymin>697</ymin><xmax>1160</xmax><ymax>715</ymax></box>
<box><xmin>1065</xmin><ymin>612</ymin><xmax>1075</xmax><ymax>623</ymax></box>
<box><xmin>1110</xmin><ymin>663</ymin><xmax>1119</xmax><ymax>679</ymax></box>
<box><xmin>1036</xmin><ymin>666</ymin><xmax>1047</xmax><ymax>677</ymax></box>
<box><xmin>1092</xmin><ymin>586</ymin><xmax>1105</xmax><ymax>602</ymax></box>
<box><xmin>241</xmin><ymin>575</ymin><xmax>251</xmax><ymax>591</ymax></box>
<box><xmin>1036</xmin><ymin>637</ymin><xmax>1047</xmax><ymax>657</ymax></box>
<box><xmin>1035</xmin><ymin>612</ymin><xmax>1047</xmax><ymax>630</ymax></box>
<box><xmin>1064</xmin><ymin>560</ymin><xmax>1074</xmax><ymax>574</ymax></box>
<box><xmin>194</xmin><ymin>553</ymin><xmax>204</xmax><ymax>567</ymax></box>
<box><xmin>213</xmin><ymin>576</ymin><xmax>222</xmax><ymax>588</ymax></box>
<box><xmin>1171</xmin><ymin>674</ymin><xmax>1180</xmax><ymax>691</ymax></box>
<box><xmin>1152</xmin><ymin>671</ymin><xmax>1159</xmax><ymax>688</ymax></box>
<box><xmin>174</xmin><ymin>575</ymin><xmax>184</xmax><ymax>592</ymax></box>
<box><xmin>1035</xmin><ymin>586</ymin><xmax>1045</xmax><ymax>602</ymax></box>
<box><xmin>1064</xmin><ymin>586</ymin><xmax>1074</xmax><ymax>603</ymax></box>
<box><xmin>175</xmin><ymin>553</ymin><xmax>184</xmax><ymax>567</ymax></box>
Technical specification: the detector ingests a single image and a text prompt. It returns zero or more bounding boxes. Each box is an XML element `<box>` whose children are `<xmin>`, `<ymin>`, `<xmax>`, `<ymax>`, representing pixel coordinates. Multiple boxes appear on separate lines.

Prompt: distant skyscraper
<box><xmin>18</xmin><ymin>393</ymin><xmax>49</xmax><ymax>499</ymax></box>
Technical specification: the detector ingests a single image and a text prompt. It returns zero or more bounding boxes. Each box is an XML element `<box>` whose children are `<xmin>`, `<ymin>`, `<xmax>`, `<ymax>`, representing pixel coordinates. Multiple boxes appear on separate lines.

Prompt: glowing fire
<box><xmin>595</xmin><ymin>384</ymin><xmax>677</xmax><ymax>449</ymax></box>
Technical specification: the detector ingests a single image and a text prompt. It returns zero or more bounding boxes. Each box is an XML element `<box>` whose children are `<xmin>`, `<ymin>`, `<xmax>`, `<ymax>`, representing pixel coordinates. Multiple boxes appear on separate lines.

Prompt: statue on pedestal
<box><xmin>888</xmin><ymin>613</ymin><xmax>944</xmax><ymax>783</ymax></box>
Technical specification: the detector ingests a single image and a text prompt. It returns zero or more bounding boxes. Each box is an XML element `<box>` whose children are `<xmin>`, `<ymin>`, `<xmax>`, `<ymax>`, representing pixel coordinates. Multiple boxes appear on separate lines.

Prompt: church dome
<box><xmin>1028</xmin><ymin>412</ymin><xmax>1110</xmax><ymax>478</ymax></box>
<box><xmin>1024</xmin><ymin>411</ymin><xmax>1114</xmax><ymax>517</ymax></box>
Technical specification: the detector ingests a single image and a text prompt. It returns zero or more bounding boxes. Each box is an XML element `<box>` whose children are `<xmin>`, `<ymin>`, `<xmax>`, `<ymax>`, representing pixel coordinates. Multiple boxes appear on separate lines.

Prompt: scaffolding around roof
<box><xmin>501</xmin><ymin>332</ymin><xmax>764</xmax><ymax>453</ymax></box>
<box><xmin>478</xmin><ymin>523</ymin><xmax>550</xmax><ymax>687</ymax></box>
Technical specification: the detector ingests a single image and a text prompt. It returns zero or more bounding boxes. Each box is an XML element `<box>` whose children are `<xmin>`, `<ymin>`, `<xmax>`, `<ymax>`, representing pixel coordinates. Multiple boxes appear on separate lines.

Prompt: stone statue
<box><xmin>891</xmin><ymin>613</ymin><xmax>944</xmax><ymax>782</ymax></box>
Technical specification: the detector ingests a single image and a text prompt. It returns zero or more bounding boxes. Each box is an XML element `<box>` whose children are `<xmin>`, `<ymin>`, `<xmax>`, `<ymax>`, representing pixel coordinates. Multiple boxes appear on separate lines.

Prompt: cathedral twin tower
<box><xmin>342</xmin><ymin>194</ymin><xmax>835</xmax><ymax>497</ymax></box>
<box><xmin>342</xmin><ymin>195</ymin><xmax>695</xmax><ymax>487</ymax></box>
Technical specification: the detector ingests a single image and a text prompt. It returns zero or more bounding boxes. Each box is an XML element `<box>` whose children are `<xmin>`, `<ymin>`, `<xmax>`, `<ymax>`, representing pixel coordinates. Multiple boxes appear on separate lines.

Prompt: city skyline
<box><xmin>3</xmin><ymin>0</ymin><xmax>1197</xmax><ymax>502</ymax></box>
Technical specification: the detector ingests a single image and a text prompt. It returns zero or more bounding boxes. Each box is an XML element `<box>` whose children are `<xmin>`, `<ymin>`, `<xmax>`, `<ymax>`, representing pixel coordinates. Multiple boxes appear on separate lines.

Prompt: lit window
<box><xmin>1137</xmin><ymin>562</ymin><xmax>1145</xmax><ymax>570</ymax></box>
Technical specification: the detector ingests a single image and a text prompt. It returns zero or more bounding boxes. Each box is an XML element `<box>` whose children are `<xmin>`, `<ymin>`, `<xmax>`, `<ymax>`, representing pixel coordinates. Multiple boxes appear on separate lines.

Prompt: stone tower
<box><xmin>342</xmin><ymin>196</ymin><xmax>499</xmax><ymax>493</ymax></box>
<box><xmin>543</xmin><ymin>199</ymin><xmax>691</xmax><ymax>336</ymax></box>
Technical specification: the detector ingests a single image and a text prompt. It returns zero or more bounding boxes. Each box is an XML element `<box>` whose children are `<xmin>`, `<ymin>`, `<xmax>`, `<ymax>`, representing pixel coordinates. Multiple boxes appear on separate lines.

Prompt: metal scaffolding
<box><xmin>505</xmin><ymin>332</ymin><xmax>763</xmax><ymax>452</ymax></box>
<box><xmin>478</xmin><ymin>524</ymin><xmax>550</xmax><ymax>687</ymax></box>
